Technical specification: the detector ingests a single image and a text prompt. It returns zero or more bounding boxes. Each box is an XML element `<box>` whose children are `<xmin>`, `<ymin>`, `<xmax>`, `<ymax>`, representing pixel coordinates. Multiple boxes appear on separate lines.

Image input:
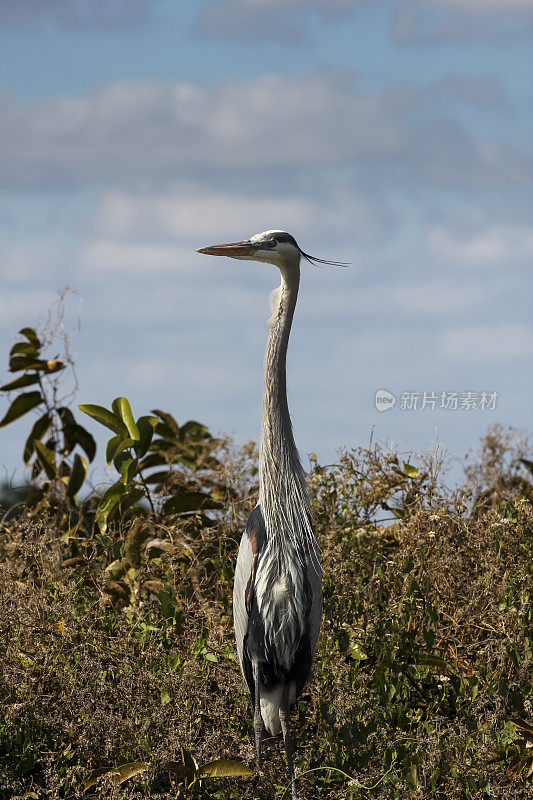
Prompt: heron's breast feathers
<box><xmin>252</xmin><ymin>547</ymin><xmax>309</xmax><ymax>671</ymax></box>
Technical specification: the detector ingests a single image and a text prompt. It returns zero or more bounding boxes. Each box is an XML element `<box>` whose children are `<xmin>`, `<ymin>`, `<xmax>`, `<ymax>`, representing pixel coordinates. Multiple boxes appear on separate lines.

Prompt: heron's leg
<box><xmin>253</xmin><ymin>660</ymin><xmax>263</xmax><ymax>768</ymax></box>
<box><xmin>279</xmin><ymin>686</ymin><xmax>296</xmax><ymax>800</ymax></box>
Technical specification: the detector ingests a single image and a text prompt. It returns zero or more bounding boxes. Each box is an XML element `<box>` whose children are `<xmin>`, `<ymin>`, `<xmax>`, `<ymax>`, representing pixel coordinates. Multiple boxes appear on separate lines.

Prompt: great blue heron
<box><xmin>197</xmin><ymin>230</ymin><xmax>344</xmax><ymax>796</ymax></box>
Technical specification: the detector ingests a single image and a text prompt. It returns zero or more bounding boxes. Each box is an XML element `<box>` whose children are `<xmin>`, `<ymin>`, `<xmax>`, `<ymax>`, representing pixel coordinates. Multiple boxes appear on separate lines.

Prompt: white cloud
<box><xmin>1</xmin><ymin>72</ymin><xmax>526</xmax><ymax>198</ymax></box>
<box><xmin>394</xmin><ymin>282</ymin><xmax>494</xmax><ymax>314</ymax></box>
<box><xmin>427</xmin><ymin>224</ymin><xmax>533</xmax><ymax>268</ymax></box>
<box><xmin>74</xmin><ymin>187</ymin><xmax>375</xmax><ymax>286</ymax></box>
<box><xmin>91</xmin><ymin>183</ymin><xmax>389</xmax><ymax>246</ymax></box>
<box><xmin>0</xmin><ymin>74</ymin><xmax>408</xmax><ymax>188</ymax></box>
<box><xmin>302</xmin><ymin>277</ymin><xmax>494</xmax><ymax>320</ymax></box>
<box><xmin>440</xmin><ymin>323</ymin><xmax>533</xmax><ymax>362</ymax></box>
<box><xmin>79</xmin><ymin>240</ymin><xmax>194</xmax><ymax>276</ymax></box>
<box><xmin>94</xmin><ymin>188</ymin><xmax>316</xmax><ymax>242</ymax></box>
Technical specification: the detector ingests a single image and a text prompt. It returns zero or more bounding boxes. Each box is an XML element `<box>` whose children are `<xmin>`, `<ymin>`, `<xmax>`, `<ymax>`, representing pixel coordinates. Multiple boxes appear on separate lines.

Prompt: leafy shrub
<box><xmin>79</xmin><ymin>398</ymin><xmax>226</xmax><ymax>533</ymax></box>
<box><xmin>1</xmin><ymin>310</ymin><xmax>532</xmax><ymax>799</ymax></box>
<box><xmin>1</xmin><ymin>435</ymin><xmax>532</xmax><ymax>799</ymax></box>
<box><xmin>0</xmin><ymin>323</ymin><xmax>95</xmax><ymax>513</ymax></box>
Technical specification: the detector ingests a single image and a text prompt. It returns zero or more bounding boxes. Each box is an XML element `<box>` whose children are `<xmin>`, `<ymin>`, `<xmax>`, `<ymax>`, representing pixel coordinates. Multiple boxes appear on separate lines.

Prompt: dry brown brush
<box><xmin>0</xmin><ymin>428</ymin><xmax>532</xmax><ymax>799</ymax></box>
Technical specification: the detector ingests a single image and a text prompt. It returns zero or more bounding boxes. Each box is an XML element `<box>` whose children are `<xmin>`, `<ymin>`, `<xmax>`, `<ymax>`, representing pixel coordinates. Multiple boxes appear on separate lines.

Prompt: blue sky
<box><xmin>1</xmin><ymin>0</ymin><xmax>532</xmax><ymax>487</ymax></box>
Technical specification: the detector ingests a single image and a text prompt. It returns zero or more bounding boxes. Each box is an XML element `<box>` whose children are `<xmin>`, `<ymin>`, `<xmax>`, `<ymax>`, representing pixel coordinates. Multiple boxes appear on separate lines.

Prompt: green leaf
<box><xmin>106</xmin><ymin>435</ymin><xmax>121</xmax><ymax>464</ymax></box>
<box><xmin>403</xmin><ymin>762</ymin><xmax>419</xmax><ymax>789</ymax></box>
<box><xmin>9</xmin><ymin>355</ymin><xmax>35</xmax><ymax>372</ymax></box>
<box><xmin>0</xmin><ymin>391</ymin><xmax>42</xmax><ymax>428</ymax></box>
<box><xmin>390</xmin><ymin>506</ymin><xmax>405</xmax><ymax>519</ymax></box>
<box><xmin>66</xmin><ymin>454</ymin><xmax>87</xmax><ymax>498</ymax></box>
<box><xmin>134</xmin><ymin>415</ymin><xmax>159</xmax><ymax>458</ymax></box>
<box><xmin>468</xmin><ymin>676</ymin><xmax>479</xmax><ymax>700</ymax></box>
<box><xmin>114</xmin><ymin>453</ymin><xmax>138</xmax><ymax>485</ymax></box>
<box><xmin>161</xmin><ymin>689</ymin><xmax>171</xmax><ymax>706</ymax></box>
<box><xmin>8</xmin><ymin>355</ymin><xmax>55</xmax><ymax>372</ymax></box>
<box><xmin>402</xmin><ymin>462</ymin><xmax>419</xmax><ymax>478</ymax></box>
<box><xmin>19</xmin><ymin>327</ymin><xmax>41</xmax><ymax>348</ymax></box>
<box><xmin>11</xmin><ymin>358</ymin><xmax>65</xmax><ymax>375</ymax></box>
<box><xmin>150</xmin><ymin>437</ymin><xmax>179</xmax><ymax>454</ymax></box>
<box><xmin>106</xmin><ymin>435</ymin><xmax>134</xmax><ymax>465</ymax></box>
<box><xmin>0</xmin><ymin>373</ymin><xmax>40</xmax><ymax>392</ymax></box>
<box><xmin>23</xmin><ymin>413</ymin><xmax>51</xmax><ymax>463</ymax></box>
<box><xmin>10</xmin><ymin>342</ymin><xmax>39</xmax><ymax>358</ymax></box>
<box><xmin>83</xmin><ymin>762</ymin><xmax>148</xmax><ymax>791</ymax></box>
<box><xmin>143</xmin><ymin>469</ymin><xmax>171</xmax><ymax>485</ymax></box>
<box><xmin>96</xmin><ymin>481</ymin><xmax>127</xmax><ymax>533</ymax></box>
<box><xmin>116</xmin><ymin>761</ymin><xmax>150</xmax><ymax>783</ymax></box>
<box><xmin>112</xmin><ymin>397</ymin><xmax>140</xmax><ymax>440</ymax></box>
<box><xmin>415</xmin><ymin>654</ymin><xmax>447</xmax><ymax>669</ymax></box>
<box><xmin>79</xmin><ymin>404</ymin><xmax>129</xmax><ymax>436</ymax></box>
<box><xmin>204</xmin><ymin>652</ymin><xmax>218</xmax><ymax>663</ymax></box>
<box><xmin>33</xmin><ymin>440</ymin><xmax>57</xmax><ymax>480</ymax></box>
<box><xmin>58</xmin><ymin>406</ymin><xmax>76</xmax><ymax>428</ymax></box>
<box><xmin>152</xmin><ymin>408</ymin><xmax>179</xmax><ymax>435</ymax></box>
<box><xmin>83</xmin><ymin>767</ymin><xmax>110</xmax><ymax>791</ymax></box>
<box><xmin>118</xmin><ymin>487</ymin><xmax>145</xmax><ymax>515</ymax></box>
<box><xmin>347</xmin><ymin>641</ymin><xmax>367</xmax><ymax>662</ymax></box>
<box><xmin>197</xmin><ymin>759</ymin><xmax>254</xmax><ymax>778</ymax></box>
<box><xmin>139</xmin><ymin>453</ymin><xmax>167</xmax><ymax>470</ymax></box>
<box><xmin>162</xmin><ymin>492</ymin><xmax>223</xmax><ymax>515</ymax></box>
<box><xmin>180</xmin><ymin>420</ymin><xmax>208</xmax><ymax>442</ymax></box>
<box><xmin>63</xmin><ymin>423</ymin><xmax>97</xmax><ymax>462</ymax></box>
<box><xmin>113</xmin><ymin>762</ymin><xmax>149</xmax><ymax>784</ymax></box>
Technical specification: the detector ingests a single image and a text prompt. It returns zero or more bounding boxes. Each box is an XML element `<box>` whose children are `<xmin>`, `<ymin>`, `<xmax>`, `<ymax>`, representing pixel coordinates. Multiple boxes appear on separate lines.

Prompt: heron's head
<box><xmin>197</xmin><ymin>230</ymin><xmax>300</xmax><ymax>270</ymax></box>
<box><xmin>197</xmin><ymin>230</ymin><xmax>347</xmax><ymax>271</ymax></box>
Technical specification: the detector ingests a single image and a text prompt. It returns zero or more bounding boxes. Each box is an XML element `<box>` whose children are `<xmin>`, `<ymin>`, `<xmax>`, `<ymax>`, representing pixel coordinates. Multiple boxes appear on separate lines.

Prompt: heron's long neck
<box><xmin>259</xmin><ymin>264</ymin><xmax>310</xmax><ymax>538</ymax></box>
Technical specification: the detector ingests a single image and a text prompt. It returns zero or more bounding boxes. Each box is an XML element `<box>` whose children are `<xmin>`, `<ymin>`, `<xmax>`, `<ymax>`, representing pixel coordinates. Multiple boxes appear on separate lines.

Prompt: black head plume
<box><xmin>298</xmin><ymin>248</ymin><xmax>350</xmax><ymax>268</ymax></box>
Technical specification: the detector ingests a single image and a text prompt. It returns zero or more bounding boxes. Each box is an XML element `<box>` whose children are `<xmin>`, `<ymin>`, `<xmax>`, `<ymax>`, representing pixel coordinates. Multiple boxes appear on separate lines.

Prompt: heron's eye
<box><xmin>269</xmin><ymin>240</ymin><xmax>277</xmax><ymax>248</ymax></box>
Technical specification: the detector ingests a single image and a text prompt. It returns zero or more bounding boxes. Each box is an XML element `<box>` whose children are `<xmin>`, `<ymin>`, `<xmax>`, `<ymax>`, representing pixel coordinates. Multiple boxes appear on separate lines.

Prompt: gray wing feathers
<box><xmin>233</xmin><ymin>530</ymin><xmax>253</xmax><ymax>687</ymax></box>
<box><xmin>307</xmin><ymin>558</ymin><xmax>323</xmax><ymax>658</ymax></box>
<box><xmin>232</xmin><ymin>505</ymin><xmax>322</xmax><ymax>695</ymax></box>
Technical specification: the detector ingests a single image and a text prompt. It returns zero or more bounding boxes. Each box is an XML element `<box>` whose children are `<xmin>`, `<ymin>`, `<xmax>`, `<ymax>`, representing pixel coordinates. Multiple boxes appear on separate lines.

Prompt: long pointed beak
<box><xmin>197</xmin><ymin>240</ymin><xmax>255</xmax><ymax>258</ymax></box>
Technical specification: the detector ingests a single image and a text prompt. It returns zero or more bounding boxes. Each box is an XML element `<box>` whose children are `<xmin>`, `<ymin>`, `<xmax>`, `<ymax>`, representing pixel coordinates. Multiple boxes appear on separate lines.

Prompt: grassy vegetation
<box><xmin>1</xmin><ymin>424</ymin><xmax>532</xmax><ymax>799</ymax></box>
